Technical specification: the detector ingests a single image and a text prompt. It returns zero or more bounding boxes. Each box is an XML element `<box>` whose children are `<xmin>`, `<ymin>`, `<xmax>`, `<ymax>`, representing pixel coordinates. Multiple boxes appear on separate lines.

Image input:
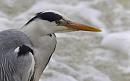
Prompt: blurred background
<box><xmin>0</xmin><ymin>0</ymin><xmax>130</xmax><ymax>81</ymax></box>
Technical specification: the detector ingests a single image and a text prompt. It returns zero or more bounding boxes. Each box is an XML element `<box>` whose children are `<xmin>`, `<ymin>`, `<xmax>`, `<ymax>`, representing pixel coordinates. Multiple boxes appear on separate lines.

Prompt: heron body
<box><xmin>0</xmin><ymin>11</ymin><xmax>101</xmax><ymax>81</ymax></box>
<box><xmin>0</xmin><ymin>29</ymin><xmax>35</xmax><ymax>81</ymax></box>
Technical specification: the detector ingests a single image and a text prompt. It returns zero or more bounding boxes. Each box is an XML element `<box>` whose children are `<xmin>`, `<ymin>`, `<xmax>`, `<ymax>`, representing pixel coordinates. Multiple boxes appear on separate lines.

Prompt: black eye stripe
<box><xmin>24</xmin><ymin>12</ymin><xmax>63</xmax><ymax>25</ymax></box>
<box><xmin>36</xmin><ymin>12</ymin><xmax>63</xmax><ymax>22</ymax></box>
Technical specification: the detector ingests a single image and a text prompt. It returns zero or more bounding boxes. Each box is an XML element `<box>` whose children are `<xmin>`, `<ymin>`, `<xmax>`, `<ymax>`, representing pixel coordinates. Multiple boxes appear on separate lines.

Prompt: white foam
<box><xmin>101</xmin><ymin>31</ymin><xmax>130</xmax><ymax>54</ymax></box>
<box><xmin>40</xmin><ymin>72</ymin><xmax>77</xmax><ymax>81</ymax></box>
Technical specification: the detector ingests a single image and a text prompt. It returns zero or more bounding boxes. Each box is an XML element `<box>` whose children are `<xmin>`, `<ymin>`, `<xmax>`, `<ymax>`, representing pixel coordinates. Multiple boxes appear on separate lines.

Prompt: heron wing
<box><xmin>0</xmin><ymin>29</ymin><xmax>35</xmax><ymax>81</ymax></box>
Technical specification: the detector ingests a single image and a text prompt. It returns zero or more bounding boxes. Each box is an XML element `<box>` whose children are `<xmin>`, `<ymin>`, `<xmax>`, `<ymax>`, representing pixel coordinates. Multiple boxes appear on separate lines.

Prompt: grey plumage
<box><xmin>0</xmin><ymin>29</ymin><xmax>35</xmax><ymax>81</ymax></box>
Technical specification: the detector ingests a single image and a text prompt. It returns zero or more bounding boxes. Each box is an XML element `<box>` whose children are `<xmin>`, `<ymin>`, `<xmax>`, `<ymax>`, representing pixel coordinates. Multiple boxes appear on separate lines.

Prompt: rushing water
<box><xmin>0</xmin><ymin>0</ymin><xmax>130</xmax><ymax>81</ymax></box>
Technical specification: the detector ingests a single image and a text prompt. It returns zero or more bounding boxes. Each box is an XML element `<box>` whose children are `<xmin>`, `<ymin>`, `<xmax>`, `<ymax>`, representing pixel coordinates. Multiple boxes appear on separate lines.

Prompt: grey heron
<box><xmin>0</xmin><ymin>11</ymin><xmax>101</xmax><ymax>81</ymax></box>
<box><xmin>0</xmin><ymin>30</ymin><xmax>35</xmax><ymax>81</ymax></box>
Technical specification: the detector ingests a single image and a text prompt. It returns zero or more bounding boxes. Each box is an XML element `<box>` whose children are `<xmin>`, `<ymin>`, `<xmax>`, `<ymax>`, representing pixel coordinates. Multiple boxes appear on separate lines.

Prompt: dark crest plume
<box><xmin>24</xmin><ymin>12</ymin><xmax>63</xmax><ymax>26</ymax></box>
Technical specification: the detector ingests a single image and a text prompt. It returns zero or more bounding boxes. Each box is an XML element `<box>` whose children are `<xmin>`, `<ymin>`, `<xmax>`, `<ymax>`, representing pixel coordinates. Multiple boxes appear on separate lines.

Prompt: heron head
<box><xmin>24</xmin><ymin>11</ymin><xmax>101</xmax><ymax>34</ymax></box>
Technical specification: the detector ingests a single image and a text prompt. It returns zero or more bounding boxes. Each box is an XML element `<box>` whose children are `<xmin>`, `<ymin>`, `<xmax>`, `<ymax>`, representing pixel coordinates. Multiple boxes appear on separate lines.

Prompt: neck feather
<box><xmin>21</xmin><ymin>20</ymin><xmax>55</xmax><ymax>36</ymax></box>
<box><xmin>20</xmin><ymin>20</ymin><xmax>49</xmax><ymax>43</ymax></box>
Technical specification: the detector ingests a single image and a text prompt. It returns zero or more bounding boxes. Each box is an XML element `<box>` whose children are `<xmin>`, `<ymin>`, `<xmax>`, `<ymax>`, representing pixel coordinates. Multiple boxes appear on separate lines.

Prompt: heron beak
<box><xmin>64</xmin><ymin>21</ymin><xmax>102</xmax><ymax>32</ymax></box>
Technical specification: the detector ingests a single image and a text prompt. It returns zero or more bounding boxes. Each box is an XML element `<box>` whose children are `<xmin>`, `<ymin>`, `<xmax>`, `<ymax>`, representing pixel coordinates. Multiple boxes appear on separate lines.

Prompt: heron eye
<box><xmin>55</xmin><ymin>18</ymin><xmax>68</xmax><ymax>26</ymax></box>
<box><xmin>55</xmin><ymin>20</ymin><xmax>61</xmax><ymax>25</ymax></box>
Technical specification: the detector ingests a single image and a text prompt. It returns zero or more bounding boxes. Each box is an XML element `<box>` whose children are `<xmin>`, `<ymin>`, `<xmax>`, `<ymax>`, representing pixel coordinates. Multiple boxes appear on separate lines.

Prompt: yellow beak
<box><xmin>64</xmin><ymin>21</ymin><xmax>102</xmax><ymax>32</ymax></box>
